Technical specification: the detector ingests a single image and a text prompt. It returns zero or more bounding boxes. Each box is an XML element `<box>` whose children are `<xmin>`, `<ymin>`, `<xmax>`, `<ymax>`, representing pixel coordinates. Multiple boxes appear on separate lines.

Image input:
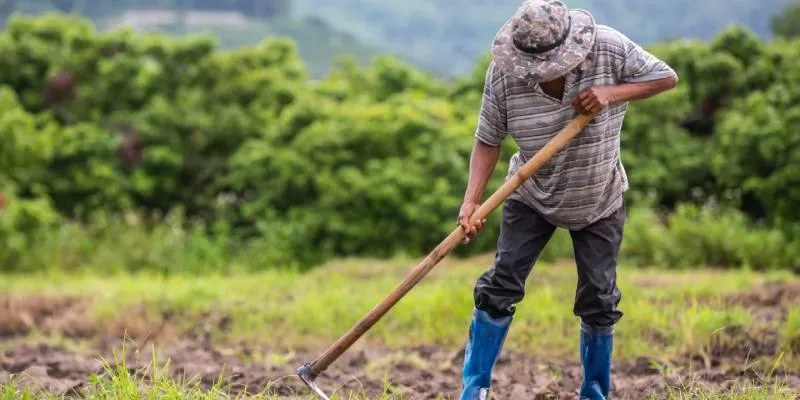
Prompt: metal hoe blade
<box><xmin>297</xmin><ymin>364</ymin><xmax>331</xmax><ymax>400</ymax></box>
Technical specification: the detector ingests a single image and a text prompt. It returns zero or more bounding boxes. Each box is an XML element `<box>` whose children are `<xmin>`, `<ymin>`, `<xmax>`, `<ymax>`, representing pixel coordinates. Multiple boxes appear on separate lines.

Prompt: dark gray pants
<box><xmin>474</xmin><ymin>198</ymin><xmax>625</xmax><ymax>327</ymax></box>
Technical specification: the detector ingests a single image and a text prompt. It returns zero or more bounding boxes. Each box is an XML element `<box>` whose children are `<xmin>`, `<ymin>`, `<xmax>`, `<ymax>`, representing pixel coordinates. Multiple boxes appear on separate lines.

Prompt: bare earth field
<box><xmin>2</xmin><ymin>259</ymin><xmax>800</xmax><ymax>399</ymax></box>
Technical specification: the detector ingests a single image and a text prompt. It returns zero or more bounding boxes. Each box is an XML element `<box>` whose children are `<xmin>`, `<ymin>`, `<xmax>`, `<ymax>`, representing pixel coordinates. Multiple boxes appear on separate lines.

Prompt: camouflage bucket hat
<box><xmin>492</xmin><ymin>0</ymin><xmax>597</xmax><ymax>82</ymax></box>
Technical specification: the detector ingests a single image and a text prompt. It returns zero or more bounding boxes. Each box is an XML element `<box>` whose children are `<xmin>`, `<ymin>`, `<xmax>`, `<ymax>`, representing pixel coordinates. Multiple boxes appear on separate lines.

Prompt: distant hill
<box><xmin>4</xmin><ymin>0</ymin><xmax>797</xmax><ymax>78</ymax></box>
<box><xmin>292</xmin><ymin>0</ymin><xmax>796</xmax><ymax>76</ymax></box>
<box><xmin>117</xmin><ymin>12</ymin><xmax>385</xmax><ymax>78</ymax></box>
<box><xmin>1</xmin><ymin>1</ymin><xmax>387</xmax><ymax>79</ymax></box>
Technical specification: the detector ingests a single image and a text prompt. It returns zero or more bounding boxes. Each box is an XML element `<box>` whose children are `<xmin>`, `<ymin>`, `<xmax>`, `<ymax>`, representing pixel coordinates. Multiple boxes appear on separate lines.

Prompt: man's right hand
<box><xmin>458</xmin><ymin>202</ymin><xmax>486</xmax><ymax>244</ymax></box>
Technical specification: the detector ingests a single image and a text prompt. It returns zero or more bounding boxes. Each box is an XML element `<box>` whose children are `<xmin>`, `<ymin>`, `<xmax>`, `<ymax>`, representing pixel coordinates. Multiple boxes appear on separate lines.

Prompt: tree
<box><xmin>771</xmin><ymin>0</ymin><xmax>800</xmax><ymax>38</ymax></box>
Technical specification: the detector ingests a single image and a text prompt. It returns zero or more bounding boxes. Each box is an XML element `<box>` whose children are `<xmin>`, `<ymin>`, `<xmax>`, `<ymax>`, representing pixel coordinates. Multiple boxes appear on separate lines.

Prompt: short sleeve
<box><xmin>474</xmin><ymin>62</ymin><xmax>508</xmax><ymax>147</ymax></box>
<box><xmin>615</xmin><ymin>30</ymin><xmax>677</xmax><ymax>83</ymax></box>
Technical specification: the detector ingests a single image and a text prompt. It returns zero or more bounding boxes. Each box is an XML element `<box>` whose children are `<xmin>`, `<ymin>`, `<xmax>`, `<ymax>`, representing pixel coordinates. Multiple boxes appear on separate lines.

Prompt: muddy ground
<box><xmin>1</xmin><ymin>283</ymin><xmax>800</xmax><ymax>399</ymax></box>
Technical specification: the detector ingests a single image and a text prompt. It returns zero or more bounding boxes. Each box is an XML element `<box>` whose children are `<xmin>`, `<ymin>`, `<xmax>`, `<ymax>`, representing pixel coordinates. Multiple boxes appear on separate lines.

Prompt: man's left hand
<box><xmin>572</xmin><ymin>86</ymin><xmax>618</xmax><ymax>114</ymax></box>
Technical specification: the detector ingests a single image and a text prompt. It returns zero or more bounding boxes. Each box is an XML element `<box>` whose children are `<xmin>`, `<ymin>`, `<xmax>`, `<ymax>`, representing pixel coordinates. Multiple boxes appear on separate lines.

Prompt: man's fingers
<box><xmin>572</xmin><ymin>98</ymin><xmax>584</xmax><ymax>111</ymax></box>
<box><xmin>586</xmin><ymin>100</ymin><xmax>600</xmax><ymax>114</ymax></box>
<box><xmin>578</xmin><ymin>96</ymin><xmax>591</xmax><ymax>110</ymax></box>
<box><xmin>580</xmin><ymin>96</ymin><xmax>596</xmax><ymax>110</ymax></box>
<box><xmin>459</xmin><ymin>208</ymin><xmax>488</xmax><ymax>244</ymax></box>
<box><xmin>461</xmin><ymin>220</ymin><xmax>487</xmax><ymax>244</ymax></box>
<box><xmin>463</xmin><ymin>231</ymin><xmax>474</xmax><ymax>244</ymax></box>
<box><xmin>572</xmin><ymin>94</ymin><xmax>584</xmax><ymax>108</ymax></box>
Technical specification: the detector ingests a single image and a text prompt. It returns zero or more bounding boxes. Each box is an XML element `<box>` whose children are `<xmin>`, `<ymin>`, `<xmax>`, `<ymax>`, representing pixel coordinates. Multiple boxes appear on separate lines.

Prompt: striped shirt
<box><xmin>475</xmin><ymin>25</ymin><xmax>677</xmax><ymax>230</ymax></box>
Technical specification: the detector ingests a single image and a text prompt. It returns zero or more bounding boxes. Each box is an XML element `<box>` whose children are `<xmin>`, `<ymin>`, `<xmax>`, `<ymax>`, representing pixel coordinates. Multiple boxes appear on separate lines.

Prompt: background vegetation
<box><xmin>2</xmin><ymin>1</ymin><xmax>800</xmax><ymax>275</ymax></box>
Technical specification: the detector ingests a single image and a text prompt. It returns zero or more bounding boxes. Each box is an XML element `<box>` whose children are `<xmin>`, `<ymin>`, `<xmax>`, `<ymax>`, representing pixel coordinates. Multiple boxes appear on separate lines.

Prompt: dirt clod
<box><xmin>726</xmin><ymin>281</ymin><xmax>800</xmax><ymax>309</ymax></box>
<box><xmin>0</xmin><ymin>294</ymin><xmax>95</xmax><ymax>338</ymax></box>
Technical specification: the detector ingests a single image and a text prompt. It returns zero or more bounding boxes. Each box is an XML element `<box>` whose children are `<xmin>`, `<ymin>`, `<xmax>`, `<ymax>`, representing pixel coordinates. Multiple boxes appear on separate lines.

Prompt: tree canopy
<box><xmin>1</xmin><ymin>15</ymin><xmax>799</xmax><ymax>272</ymax></box>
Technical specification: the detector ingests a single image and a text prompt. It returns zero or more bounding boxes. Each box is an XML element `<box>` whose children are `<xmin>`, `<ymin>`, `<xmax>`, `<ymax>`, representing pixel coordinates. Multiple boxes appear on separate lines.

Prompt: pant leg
<box><xmin>569</xmin><ymin>202</ymin><xmax>626</xmax><ymax>327</ymax></box>
<box><xmin>474</xmin><ymin>198</ymin><xmax>557</xmax><ymax>318</ymax></box>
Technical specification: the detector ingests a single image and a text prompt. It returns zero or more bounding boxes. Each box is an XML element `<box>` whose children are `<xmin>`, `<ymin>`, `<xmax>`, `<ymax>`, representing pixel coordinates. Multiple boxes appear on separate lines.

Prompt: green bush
<box><xmin>1</xmin><ymin>14</ymin><xmax>799</xmax><ymax>273</ymax></box>
<box><xmin>712</xmin><ymin>87</ymin><xmax>800</xmax><ymax>227</ymax></box>
<box><xmin>518</xmin><ymin>202</ymin><xmax>799</xmax><ymax>272</ymax></box>
<box><xmin>0</xmin><ymin>183</ymin><xmax>58</xmax><ymax>265</ymax></box>
<box><xmin>6</xmin><ymin>208</ymin><xmax>303</xmax><ymax>275</ymax></box>
<box><xmin>5</xmin><ymin>199</ymin><xmax>796</xmax><ymax>275</ymax></box>
<box><xmin>621</xmin><ymin>203</ymin><xmax>799</xmax><ymax>271</ymax></box>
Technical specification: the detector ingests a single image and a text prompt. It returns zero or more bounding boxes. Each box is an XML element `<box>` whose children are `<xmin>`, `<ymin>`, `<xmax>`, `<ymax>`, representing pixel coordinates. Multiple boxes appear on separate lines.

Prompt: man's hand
<box><xmin>458</xmin><ymin>202</ymin><xmax>486</xmax><ymax>244</ymax></box>
<box><xmin>572</xmin><ymin>76</ymin><xmax>679</xmax><ymax>114</ymax></box>
<box><xmin>572</xmin><ymin>86</ymin><xmax>617</xmax><ymax>114</ymax></box>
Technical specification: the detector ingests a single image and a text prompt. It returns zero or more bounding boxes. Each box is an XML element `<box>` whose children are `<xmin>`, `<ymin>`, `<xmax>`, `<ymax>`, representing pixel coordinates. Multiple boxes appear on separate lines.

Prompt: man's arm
<box><xmin>573</xmin><ymin>27</ymin><xmax>679</xmax><ymax>114</ymax></box>
<box><xmin>459</xmin><ymin>140</ymin><xmax>502</xmax><ymax>243</ymax></box>
<box><xmin>463</xmin><ymin>140</ymin><xmax>502</xmax><ymax>204</ymax></box>
<box><xmin>460</xmin><ymin>62</ymin><xmax>507</xmax><ymax>243</ymax></box>
<box><xmin>573</xmin><ymin>76</ymin><xmax>678</xmax><ymax>114</ymax></box>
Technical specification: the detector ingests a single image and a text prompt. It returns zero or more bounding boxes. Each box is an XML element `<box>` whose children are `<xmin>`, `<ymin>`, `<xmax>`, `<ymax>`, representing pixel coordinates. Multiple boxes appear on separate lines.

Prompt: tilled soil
<box><xmin>1</xmin><ymin>282</ymin><xmax>800</xmax><ymax>399</ymax></box>
<box><xmin>2</xmin><ymin>340</ymin><xmax>799</xmax><ymax>399</ymax></box>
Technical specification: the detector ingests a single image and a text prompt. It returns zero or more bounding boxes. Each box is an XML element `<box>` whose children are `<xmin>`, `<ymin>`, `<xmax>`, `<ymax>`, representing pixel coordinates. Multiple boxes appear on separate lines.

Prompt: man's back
<box><xmin>474</xmin><ymin>25</ymin><xmax>677</xmax><ymax>230</ymax></box>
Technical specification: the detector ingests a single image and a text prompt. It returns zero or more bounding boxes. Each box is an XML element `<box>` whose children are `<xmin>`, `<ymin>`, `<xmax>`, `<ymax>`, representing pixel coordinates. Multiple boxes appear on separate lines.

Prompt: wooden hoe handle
<box><xmin>304</xmin><ymin>111</ymin><xmax>597</xmax><ymax>378</ymax></box>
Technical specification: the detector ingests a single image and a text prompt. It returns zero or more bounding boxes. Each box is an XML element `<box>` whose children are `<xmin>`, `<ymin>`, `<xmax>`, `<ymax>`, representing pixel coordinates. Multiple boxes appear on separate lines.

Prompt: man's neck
<box><xmin>539</xmin><ymin>76</ymin><xmax>566</xmax><ymax>100</ymax></box>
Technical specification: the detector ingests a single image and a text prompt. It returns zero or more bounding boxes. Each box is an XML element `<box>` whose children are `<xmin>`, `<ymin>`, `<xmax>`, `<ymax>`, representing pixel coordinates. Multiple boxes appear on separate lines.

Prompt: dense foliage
<box><xmin>1</xmin><ymin>15</ymin><xmax>799</xmax><ymax>274</ymax></box>
<box><xmin>771</xmin><ymin>0</ymin><xmax>800</xmax><ymax>38</ymax></box>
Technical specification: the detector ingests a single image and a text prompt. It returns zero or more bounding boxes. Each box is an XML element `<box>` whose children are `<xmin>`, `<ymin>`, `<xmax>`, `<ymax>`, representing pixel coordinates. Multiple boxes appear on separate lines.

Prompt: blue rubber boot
<box><xmin>579</xmin><ymin>322</ymin><xmax>614</xmax><ymax>400</ymax></box>
<box><xmin>459</xmin><ymin>308</ymin><xmax>512</xmax><ymax>400</ymax></box>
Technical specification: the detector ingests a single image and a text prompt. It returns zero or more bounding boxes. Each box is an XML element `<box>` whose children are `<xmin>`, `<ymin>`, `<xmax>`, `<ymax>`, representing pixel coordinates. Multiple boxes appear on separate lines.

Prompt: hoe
<box><xmin>297</xmin><ymin>111</ymin><xmax>598</xmax><ymax>399</ymax></box>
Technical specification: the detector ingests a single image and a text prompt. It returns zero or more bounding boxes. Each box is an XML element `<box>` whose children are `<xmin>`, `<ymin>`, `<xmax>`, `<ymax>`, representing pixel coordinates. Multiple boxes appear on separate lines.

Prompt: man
<box><xmin>456</xmin><ymin>1</ymin><xmax>678</xmax><ymax>399</ymax></box>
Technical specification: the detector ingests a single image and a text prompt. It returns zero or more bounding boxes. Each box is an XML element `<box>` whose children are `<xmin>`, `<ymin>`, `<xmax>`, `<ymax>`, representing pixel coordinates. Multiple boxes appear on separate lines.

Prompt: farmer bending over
<box><xmin>457</xmin><ymin>1</ymin><xmax>678</xmax><ymax>399</ymax></box>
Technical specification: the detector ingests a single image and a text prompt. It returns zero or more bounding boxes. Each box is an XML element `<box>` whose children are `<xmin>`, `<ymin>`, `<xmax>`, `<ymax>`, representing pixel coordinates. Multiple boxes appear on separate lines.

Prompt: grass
<box><xmin>1</xmin><ymin>344</ymin><xmax>797</xmax><ymax>400</ymax></box>
<box><xmin>2</xmin><ymin>254</ymin><xmax>796</xmax><ymax>359</ymax></box>
<box><xmin>660</xmin><ymin>384</ymin><xmax>798</xmax><ymax>400</ymax></box>
<box><xmin>1</xmin><ymin>255</ymin><xmax>799</xmax><ymax>398</ymax></box>
<box><xmin>0</xmin><ymin>348</ymin><xmax>796</xmax><ymax>400</ymax></box>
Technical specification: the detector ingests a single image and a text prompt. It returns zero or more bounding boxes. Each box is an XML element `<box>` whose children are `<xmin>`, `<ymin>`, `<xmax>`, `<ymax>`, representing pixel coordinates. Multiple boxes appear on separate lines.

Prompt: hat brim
<box><xmin>491</xmin><ymin>9</ymin><xmax>597</xmax><ymax>83</ymax></box>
